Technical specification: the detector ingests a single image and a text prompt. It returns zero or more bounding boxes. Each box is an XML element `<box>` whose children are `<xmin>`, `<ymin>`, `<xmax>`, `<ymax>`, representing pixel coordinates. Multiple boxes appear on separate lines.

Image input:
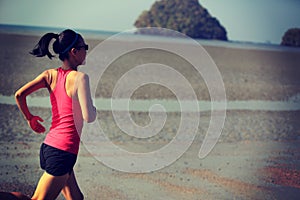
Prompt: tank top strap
<box><xmin>58</xmin><ymin>67</ymin><xmax>73</xmax><ymax>77</ymax></box>
<box><xmin>57</xmin><ymin>67</ymin><xmax>73</xmax><ymax>84</ymax></box>
<box><xmin>54</xmin><ymin>67</ymin><xmax>73</xmax><ymax>94</ymax></box>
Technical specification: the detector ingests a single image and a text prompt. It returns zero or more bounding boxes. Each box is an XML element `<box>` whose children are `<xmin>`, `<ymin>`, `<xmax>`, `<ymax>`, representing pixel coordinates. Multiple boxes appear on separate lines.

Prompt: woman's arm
<box><xmin>15</xmin><ymin>70</ymin><xmax>49</xmax><ymax>133</ymax></box>
<box><xmin>76</xmin><ymin>73</ymin><xmax>97</xmax><ymax>123</ymax></box>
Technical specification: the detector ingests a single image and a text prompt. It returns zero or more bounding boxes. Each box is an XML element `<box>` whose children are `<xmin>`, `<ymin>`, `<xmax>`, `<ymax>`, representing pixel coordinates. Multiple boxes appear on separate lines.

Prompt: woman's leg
<box><xmin>31</xmin><ymin>172</ymin><xmax>69</xmax><ymax>200</ymax></box>
<box><xmin>61</xmin><ymin>171</ymin><xmax>84</xmax><ymax>200</ymax></box>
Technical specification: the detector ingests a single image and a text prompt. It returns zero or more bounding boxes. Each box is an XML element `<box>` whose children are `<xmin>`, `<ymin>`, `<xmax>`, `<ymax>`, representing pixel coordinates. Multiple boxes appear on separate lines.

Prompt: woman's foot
<box><xmin>0</xmin><ymin>191</ymin><xmax>31</xmax><ymax>200</ymax></box>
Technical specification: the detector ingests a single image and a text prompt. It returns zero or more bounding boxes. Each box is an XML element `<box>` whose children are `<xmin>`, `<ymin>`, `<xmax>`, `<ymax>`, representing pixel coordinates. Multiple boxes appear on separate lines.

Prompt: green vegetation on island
<box><xmin>281</xmin><ymin>28</ymin><xmax>300</xmax><ymax>47</ymax></box>
<box><xmin>134</xmin><ymin>0</ymin><xmax>227</xmax><ymax>40</ymax></box>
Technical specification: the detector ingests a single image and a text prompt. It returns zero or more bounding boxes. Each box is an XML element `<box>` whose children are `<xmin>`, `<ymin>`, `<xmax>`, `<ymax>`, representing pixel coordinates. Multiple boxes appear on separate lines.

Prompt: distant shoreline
<box><xmin>1</xmin><ymin>24</ymin><xmax>300</xmax><ymax>52</ymax></box>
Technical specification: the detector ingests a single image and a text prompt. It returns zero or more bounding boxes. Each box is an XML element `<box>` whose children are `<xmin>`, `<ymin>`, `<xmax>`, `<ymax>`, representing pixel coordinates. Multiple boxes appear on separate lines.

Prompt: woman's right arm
<box><xmin>15</xmin><ymin>70</ymin><xmax>49</xmax><ymax>133</ymax></box>
<box><xmin>77</xmin><ymin>73</ymin><xmax>97</xmax><ymax>123</ymax></box>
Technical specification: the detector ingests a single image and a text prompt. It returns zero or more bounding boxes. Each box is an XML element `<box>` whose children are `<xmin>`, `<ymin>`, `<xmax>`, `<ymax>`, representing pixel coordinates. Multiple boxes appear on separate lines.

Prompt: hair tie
<box><xmin>61</xmin><ymin>33</ymin><xmax>78</xmax><ymax>54</ymax></box>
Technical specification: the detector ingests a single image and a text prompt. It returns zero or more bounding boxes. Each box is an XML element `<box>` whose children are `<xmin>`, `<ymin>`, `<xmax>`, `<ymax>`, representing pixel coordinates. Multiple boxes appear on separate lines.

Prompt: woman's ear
<box><xmin>70</xmin><ymin>48</ymin><xmax>77</xmax><ymax>56</ymax></box>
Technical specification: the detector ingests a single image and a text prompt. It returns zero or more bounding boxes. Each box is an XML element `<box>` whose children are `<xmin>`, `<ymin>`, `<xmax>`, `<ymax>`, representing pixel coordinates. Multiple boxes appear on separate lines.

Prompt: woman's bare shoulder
<box><xmin>43</xmin><ymin>68</ymin><xmax>58</xmax><ymax>76</ymax></box>
<box><xmin>74</xmin><ymin>71</ymin><xmax>86</xmax><ymax>76</ymax></box>
<box><xmin>72</xmin><ymin>71</ymin><xmax>89</xmax><ymax>81</ymax></box>
<box><xmin>47</xmin><ymin>68</ymin><xmax>58</xmax><ymax>73</ymax></box>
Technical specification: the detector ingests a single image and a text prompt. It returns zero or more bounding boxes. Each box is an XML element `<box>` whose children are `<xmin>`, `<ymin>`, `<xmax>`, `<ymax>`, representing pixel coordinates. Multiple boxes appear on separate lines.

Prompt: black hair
<box><xmin>30</xmin><ymin>29</ymin><xmax>81</xmax><ymax>61</ymax></box>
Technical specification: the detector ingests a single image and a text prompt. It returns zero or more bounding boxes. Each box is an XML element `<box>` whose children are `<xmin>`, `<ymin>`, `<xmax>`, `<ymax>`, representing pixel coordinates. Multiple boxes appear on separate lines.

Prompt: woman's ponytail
<box><xmin>30</xmin><ymin>29</ymin><xmax>80</xmax><ymax>61</ymax></box>
<box><xmin>30</xmin><ymin>33</ymin><xmax>58</xmax><ymax>59</ymax></box>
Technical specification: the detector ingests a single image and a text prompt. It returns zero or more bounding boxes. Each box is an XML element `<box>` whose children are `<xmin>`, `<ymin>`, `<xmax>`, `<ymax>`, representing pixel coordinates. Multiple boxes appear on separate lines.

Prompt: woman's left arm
<box><xmin>15</xmin><ymin>70</ymin><xmax>50</xmax><ymax>133</ymax></box>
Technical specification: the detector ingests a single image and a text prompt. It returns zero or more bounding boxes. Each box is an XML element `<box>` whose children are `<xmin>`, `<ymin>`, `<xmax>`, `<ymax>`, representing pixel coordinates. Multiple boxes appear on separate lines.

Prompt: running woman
<box><xmin>15</xmin><ymin>29</ymin><xmax>96</xmax><ymax>200</ymax></box>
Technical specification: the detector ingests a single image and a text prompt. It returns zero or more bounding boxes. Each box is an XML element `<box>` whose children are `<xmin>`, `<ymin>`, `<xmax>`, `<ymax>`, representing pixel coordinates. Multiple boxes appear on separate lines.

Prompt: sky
<box><xmin>0</xmin><ymin>0</ymin><xmax>300</xmax><ymax>44</ymax></box>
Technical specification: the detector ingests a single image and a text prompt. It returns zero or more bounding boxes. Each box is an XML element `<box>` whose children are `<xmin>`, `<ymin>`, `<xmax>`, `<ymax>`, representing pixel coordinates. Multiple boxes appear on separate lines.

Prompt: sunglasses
<box><xmin>76</xmin><ymin>44</ymin><xmax>89</xmax><ymax>51</ymax></box>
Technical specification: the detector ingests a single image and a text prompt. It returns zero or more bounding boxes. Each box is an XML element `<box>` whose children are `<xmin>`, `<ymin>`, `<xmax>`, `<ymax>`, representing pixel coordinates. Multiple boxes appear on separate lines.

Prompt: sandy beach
<box><xmin>1</xmin><ymin>32</ymin><xmax>300</xmax><ymax>199</ymax></box>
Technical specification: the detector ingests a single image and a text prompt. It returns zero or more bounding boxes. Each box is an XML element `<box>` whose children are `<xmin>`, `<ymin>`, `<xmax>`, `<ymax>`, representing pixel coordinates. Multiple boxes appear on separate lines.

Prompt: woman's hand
<box><xmin>28</xmin><ymin>116</ymin><xmax>46</xmax><ymax>134</ymax></box>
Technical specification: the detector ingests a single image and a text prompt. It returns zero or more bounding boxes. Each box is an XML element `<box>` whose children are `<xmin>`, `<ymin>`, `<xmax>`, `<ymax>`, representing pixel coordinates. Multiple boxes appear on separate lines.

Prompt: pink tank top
<box><xmin>44</xmin><ymin>67</ymin><xmax>83</xmax><ymax>155</ymax></box>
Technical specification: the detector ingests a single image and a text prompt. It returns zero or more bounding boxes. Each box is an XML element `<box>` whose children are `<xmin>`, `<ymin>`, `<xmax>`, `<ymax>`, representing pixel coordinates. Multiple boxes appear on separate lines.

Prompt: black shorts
<box><xmin>40</xmin><ymin>143</ymin><xmax>77</xmax><ymax>176</ymax></box>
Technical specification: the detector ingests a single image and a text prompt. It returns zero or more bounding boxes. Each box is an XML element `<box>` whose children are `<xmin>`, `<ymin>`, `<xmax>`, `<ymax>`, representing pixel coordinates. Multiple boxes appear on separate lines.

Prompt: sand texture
<box><xmin>0</xmin><ymin>33</ymin><xmax>300</xmax><ymax>199</ymax></box>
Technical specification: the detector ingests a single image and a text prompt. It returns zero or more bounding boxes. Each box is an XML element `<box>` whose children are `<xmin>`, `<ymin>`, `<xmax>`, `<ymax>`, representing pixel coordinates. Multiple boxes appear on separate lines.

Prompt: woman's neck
<box><xmin>61</xmin><ymin>61</ymin><xmax>77</xmax><ymax>71</ymax></box>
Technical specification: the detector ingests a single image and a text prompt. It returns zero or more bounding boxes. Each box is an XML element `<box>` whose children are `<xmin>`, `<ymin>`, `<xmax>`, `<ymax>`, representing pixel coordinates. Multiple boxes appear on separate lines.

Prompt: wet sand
<box><xmin>0</xmin><ymin>32</ymin><xmax>300</xmax><ymax>199</ymax></box>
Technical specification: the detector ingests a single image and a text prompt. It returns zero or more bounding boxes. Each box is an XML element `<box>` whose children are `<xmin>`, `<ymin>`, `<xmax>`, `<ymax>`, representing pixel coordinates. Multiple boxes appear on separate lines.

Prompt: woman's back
<box><xmin>47</xmin><ymin>68</ymin><xmax>77</xmax><ymax>97</ymax></box>
<box><xmin>44</xmin><ymin>67</ymin><xmax>82</xmax><ymax>155</ymax></box>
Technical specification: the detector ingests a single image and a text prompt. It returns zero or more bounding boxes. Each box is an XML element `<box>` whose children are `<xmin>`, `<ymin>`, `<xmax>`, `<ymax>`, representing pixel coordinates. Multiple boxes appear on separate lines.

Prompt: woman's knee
<box><xmin>63</xmin><ymin>191</ymin><xmax>84</xmax><ymax>200</ymax></box>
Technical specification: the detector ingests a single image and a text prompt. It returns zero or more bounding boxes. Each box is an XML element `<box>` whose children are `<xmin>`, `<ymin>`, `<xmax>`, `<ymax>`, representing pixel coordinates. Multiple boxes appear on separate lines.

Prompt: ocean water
<box><xmin>0</xmin><ymin>24</ymin><xmax>116</xmax><ymax>39</ymax></box>
<box><xmin>1</xmin><ymin>24</ymin><xmax>300</xmax><ymax>52</ymax></box>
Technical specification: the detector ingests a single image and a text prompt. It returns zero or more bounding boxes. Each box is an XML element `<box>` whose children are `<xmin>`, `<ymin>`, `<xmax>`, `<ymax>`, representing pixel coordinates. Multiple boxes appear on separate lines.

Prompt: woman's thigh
<box><xmin>61</xmin><ymin>171</ymin><xmax>84</xmax><ymax>200</ymax></box>
<box><xmin>31</xmin><ymin>172</ymin><xmax>69</xmax><ymax>200</ymax></box>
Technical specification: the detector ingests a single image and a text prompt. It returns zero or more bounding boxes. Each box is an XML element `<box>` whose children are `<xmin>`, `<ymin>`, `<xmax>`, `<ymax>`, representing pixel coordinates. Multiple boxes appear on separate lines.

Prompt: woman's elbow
<box><xmin>84</xmin><ymin>112</ymin><xmax>97</xmax><ymax>123</ymax></box>
<box><xmin>15</xmin><ymin>90</ymin><xmax>23</xmax><ymax>102</ymax></box>
<box><xmin>85</xmin><ymin>117</ymin><xmax>95</xmax><ymax>123</ymax></box>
